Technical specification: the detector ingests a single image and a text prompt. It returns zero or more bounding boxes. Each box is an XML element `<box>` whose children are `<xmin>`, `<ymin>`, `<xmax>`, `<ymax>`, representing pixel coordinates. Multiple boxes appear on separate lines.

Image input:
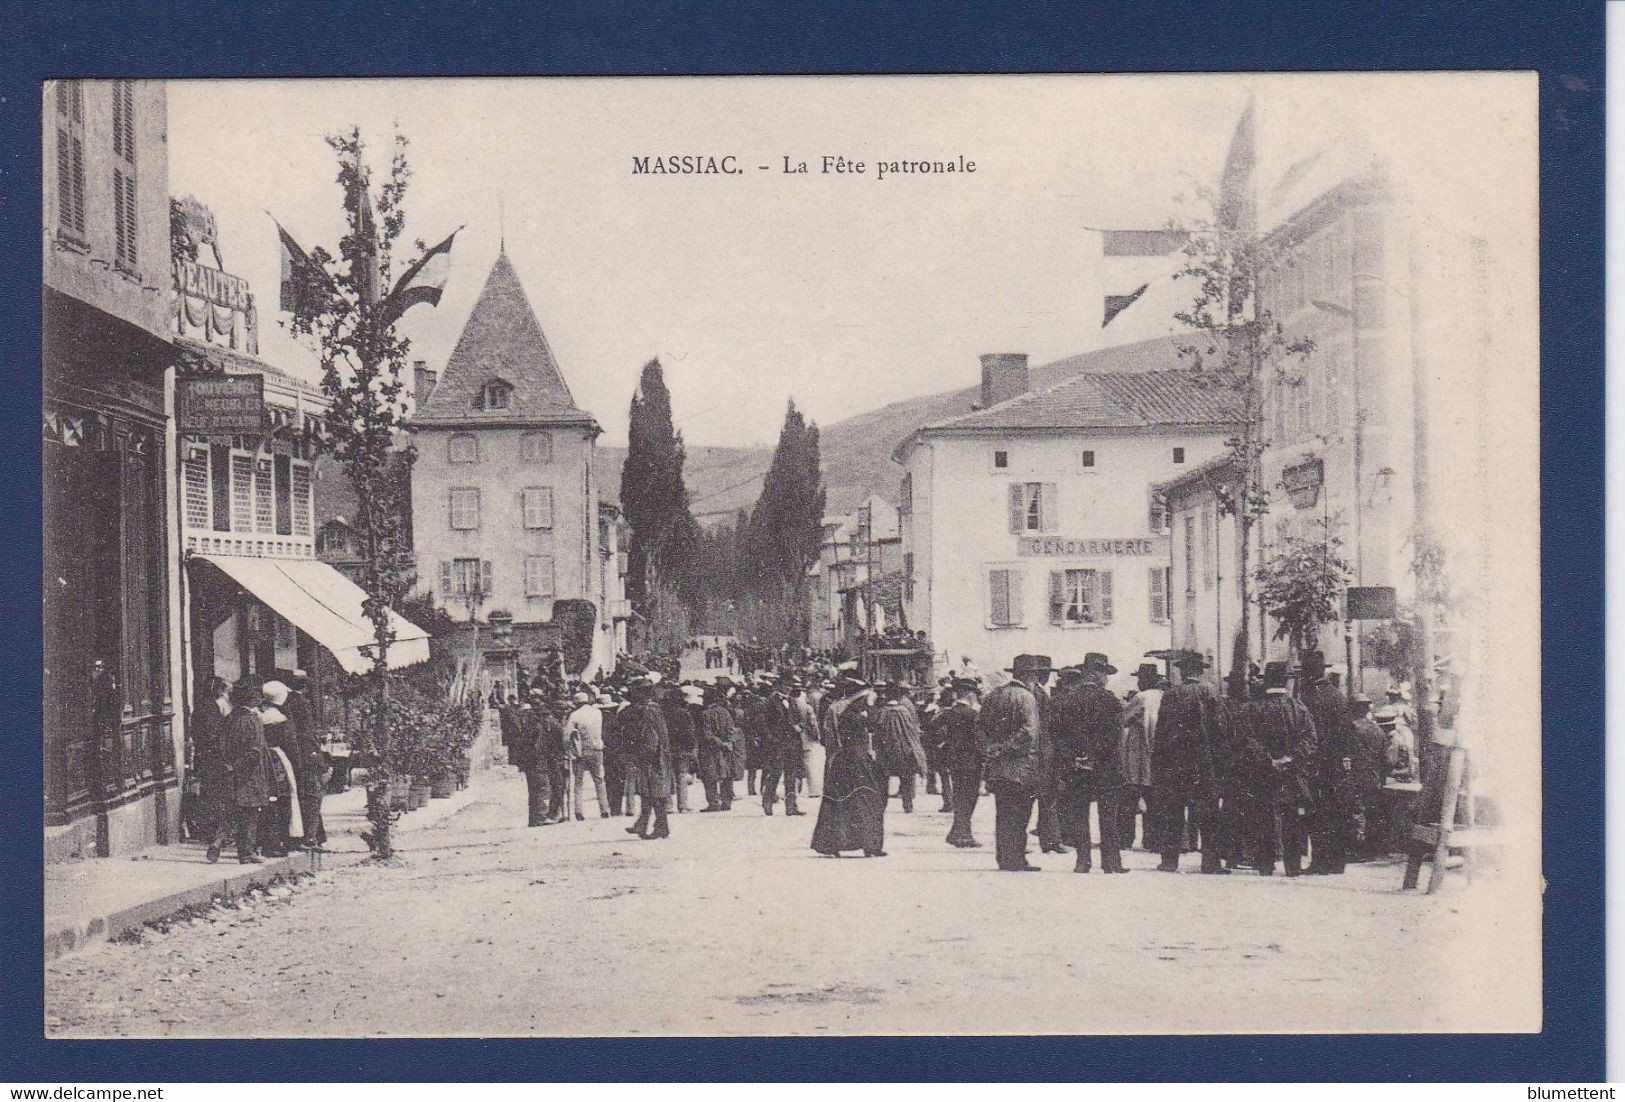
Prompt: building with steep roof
<box><xmin>892</xmin><ymin>350</ymin><xmax>1240</xmax><ymax>686</ymax></box>
<box><xmin>410</xmin><ymin>250</ymin><xmax>622</xmax><ymax>689</ymax></box>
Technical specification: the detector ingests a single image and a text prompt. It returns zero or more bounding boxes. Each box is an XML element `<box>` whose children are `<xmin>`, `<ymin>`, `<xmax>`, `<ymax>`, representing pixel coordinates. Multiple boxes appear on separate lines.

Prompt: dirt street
<box><xmin>45</xmin><ymin>765</ymin><xmax>1528</xmax><ymax>1037</ymax></box>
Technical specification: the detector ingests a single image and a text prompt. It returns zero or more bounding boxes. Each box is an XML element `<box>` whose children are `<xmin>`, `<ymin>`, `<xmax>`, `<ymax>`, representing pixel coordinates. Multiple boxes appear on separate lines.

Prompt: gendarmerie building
<box><xmin>410</xmin><ymin>249</ymin><xmax>624</xmax><ymax>691</ymax></box>
<box><xmin>44</xmin><ymin>80</ymin><xmax>183</xmax><ymax>858</ymax></box>
<box><xmin>893</xmin><ymin>346</ymin><xmax>1239</xmax><ymax>688</ymax></box>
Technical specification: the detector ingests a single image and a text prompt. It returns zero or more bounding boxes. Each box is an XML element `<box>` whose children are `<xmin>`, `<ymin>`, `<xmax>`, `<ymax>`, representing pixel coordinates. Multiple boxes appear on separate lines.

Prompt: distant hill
<box><xmin>594</xmin><ymin>333</ymin><xmax>1193</xmax><ymax>523</ymax></box>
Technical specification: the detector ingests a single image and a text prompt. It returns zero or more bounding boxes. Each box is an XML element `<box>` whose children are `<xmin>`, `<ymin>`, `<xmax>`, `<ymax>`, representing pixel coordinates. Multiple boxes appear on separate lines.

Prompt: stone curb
<box><xmin>44</xmin><ymin>849</ymin><xmax>321</xmax><ymax>963</ymax></box>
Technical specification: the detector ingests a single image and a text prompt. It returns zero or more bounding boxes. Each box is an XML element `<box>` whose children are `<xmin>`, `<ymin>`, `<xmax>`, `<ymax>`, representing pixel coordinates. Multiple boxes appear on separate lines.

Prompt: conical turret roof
<box><xmin>414</xmin><ymin>251</ymin><xmax>597</xmax><ymax>429</ymax></box>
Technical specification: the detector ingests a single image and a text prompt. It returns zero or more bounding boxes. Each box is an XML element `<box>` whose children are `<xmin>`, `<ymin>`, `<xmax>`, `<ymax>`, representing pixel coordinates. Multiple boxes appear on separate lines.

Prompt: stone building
<box><xmin>44</xmin><ymin>79</ymin><xmax>183</xmax><ymax>859</ymax></box>
<box><xmin>893</xmin><ymin>350</ymin><xmax>1237</xmax><ymax>688</ymax></box>
<box><xmin>410</xmin><ymin>250</ymin><xmax>623</xmax><ymax>690</ymax></box>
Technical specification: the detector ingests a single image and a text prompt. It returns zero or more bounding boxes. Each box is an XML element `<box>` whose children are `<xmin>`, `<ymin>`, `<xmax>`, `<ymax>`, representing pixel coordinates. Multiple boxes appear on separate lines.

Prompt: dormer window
<box><xmin>478</xmin><ymin>379</ymin><xmax>513</xmax><ymax>411</ymax></box>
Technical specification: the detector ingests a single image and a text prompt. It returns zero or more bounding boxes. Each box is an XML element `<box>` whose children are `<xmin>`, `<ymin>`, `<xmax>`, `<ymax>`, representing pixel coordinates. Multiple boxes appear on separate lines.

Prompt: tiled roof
<box><xmin>414</xmin><ymin>252</ymin><xmax>597</xmax><ymax>429</ymax></box>
<box><xmin>917</xmin><ymin>367</ymin><xmax>1241</xmax><ymax>435</ymax></box>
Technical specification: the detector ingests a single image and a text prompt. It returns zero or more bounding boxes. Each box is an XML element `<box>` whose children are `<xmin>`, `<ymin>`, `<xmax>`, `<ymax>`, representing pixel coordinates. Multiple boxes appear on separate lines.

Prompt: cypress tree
<box><xmin>744</xmin><ymin>400</ymin><xmax>826</xmax><ymax>646</ymax></box>
<box><xmin>621</xmin><ymin>359</ymin><xmax>699</xmax><ymax>615</ymax></box>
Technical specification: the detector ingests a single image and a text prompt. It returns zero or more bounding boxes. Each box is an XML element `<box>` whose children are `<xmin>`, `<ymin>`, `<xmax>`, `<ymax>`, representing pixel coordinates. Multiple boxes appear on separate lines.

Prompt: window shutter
<box><xmin>1149</xmin><ymin>566</ymin><xmax>1166</xmax><ymax>622</ymax></box>
<box><xmin>1041</xmin><ymin>483</ymin><xmax>1058</xmax><ymax>532</ymax></box>
<box><xmin>1048</xmin><ymin>570</ymin><xmax>1064</xmax><ymax>625</ymax></box>
<box><xmin>481</xmin><ymin>560</ymin><xmax>493</xmax><ymax>597</ymax></box>
<box><xmin>988</xmin><ymin>570</ymin><xmax>1009</xmax><ymax>625</ymax></box>
<box><xmin>1008</xmin><ymin>570</ymin><xmax>1024</xmax><ymax>625</ymax></box>
<box><xmin>70</xmin><ymin>137</ymin><xmax>85</xmax><ymax>234</ymax></box>
<box><xmin>120</xmin><ymin>82</ymin><xmax>134</xmax><ymax>163</ymax></box>
<box><xmin>448</xmin><ymin>488</ymin><xmax>457</xmax><ymax>528</ymax></box>
<box><xmin>440</xmin><ymin>561</ymin><xmax>452</xmax><ymax>597</ymax></box>
<box><xmin>1100</xmin><ymin>571</ymin><xmax>1114</xmax><ymax>625</ymax></box>
<box><xmin>56</xmin><ymin>133</ymin><xmax>71</xmax><ymax>229</ymax></box>
<box><xmin>1008</xmin><ymin>484</ymin><xmax>1024</xmax><ymax>534</ymax></box>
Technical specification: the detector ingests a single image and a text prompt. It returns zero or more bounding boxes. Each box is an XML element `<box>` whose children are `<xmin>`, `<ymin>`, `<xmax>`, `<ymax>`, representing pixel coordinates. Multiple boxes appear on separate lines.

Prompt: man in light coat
<box><xmin>1119</xmin><ymin>662</ymin><xmax>1163</xmax><ymax>848</ymax></box>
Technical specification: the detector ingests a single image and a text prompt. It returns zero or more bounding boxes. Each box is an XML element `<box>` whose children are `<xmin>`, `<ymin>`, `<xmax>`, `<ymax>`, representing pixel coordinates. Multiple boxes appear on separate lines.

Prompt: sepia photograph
<box><xmin>41</xmin><ymin>71</ymin><xmax>1541</xmax><ymax>1039</ymax></box>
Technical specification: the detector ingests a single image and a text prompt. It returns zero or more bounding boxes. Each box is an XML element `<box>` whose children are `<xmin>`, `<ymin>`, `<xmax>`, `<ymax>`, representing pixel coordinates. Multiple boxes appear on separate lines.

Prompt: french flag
<box><xmin>379</xmin><ymin>226</ymin><xmax>462</xmax><ymax>326</ymax></box>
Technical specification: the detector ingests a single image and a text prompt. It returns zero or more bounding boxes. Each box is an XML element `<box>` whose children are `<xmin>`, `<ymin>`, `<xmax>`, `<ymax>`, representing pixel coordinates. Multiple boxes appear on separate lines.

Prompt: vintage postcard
<box><xmin>42</xmin><ymin>72</ymin><xmax>1539</xmax><ymax>1037</ymax></box>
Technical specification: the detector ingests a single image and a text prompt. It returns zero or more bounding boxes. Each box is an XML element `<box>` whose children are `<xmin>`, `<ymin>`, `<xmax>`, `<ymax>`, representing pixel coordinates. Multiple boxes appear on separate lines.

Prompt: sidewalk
<box><xmin>44</xmin><ymin>764</ymin><xmax>505</xmax><ymax>962</ymax></box>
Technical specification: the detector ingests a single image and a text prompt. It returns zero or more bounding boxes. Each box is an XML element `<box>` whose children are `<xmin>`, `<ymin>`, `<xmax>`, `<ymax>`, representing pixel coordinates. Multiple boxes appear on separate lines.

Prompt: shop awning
<box><xmin>196</xmin><ymin>555</ymin><xmax>431</xmax><ymax>674</ymax></box>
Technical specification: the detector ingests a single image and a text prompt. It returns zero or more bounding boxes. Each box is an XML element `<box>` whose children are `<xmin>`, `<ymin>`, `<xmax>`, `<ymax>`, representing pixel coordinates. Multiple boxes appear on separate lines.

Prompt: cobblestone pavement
<box><xmin>45</xmin><ymin>765</ymin><xmax>1532</xmax><ymax>1037</ymax></box>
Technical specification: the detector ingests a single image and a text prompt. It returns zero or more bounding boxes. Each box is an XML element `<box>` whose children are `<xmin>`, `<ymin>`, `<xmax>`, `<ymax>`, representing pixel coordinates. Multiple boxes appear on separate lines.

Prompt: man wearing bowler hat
<box><xmin>1151</xmin><ymin>651</ymin><xmax>1227</xmax><ymax>873</ymax></box>
<box><xmin>979</xmin><ymin>654</ymin><xmax>1053</xmax><ymax>871</ymax></box>
<box><xmin>1051</xmin><ymin>654</ymin><xmax>1129</xmax><ymax>874</ymax></box>
<box><xmin>1241</xmin><ymin>660</ymin><xmax>1317</xmax><ymax>875</ymax></box>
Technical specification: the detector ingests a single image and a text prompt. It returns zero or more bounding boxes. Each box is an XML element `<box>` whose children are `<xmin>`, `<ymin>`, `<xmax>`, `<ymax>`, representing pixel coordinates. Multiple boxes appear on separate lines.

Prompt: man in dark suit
<box><xmin>1299</xmin><ymin>650</ymin><xmax>1358</xmax><ymax>874</ymax></box>
<box><xmin>938</xmin><ymin>678</ymin><xmax>984</xmax><ymax>848</ymax></box>
<box><xmin>1052</xmin><ymin>654</ymin><xmax>1129</xmax><ymax>874</ymax></box>
<box><xmin>1240</xmin><ymin>660</ymin><xmax>1317</xmax><ymax>875</ymax></box>
<box><xmin>1152</xmin><ymin>652</ymin><xmax>1227</xmax><ymax>874</ymax></box>
<box><xmin>283</xmin><ymin>671</ymin><xmax>325</xmax><ymax>851</ymax></box>
<box><xmin>207</xmin><ymin>680</ymin><xmax>270</xmax><ymax>864</ymax></box>
<box><xmin>979</xmin><ymin>654</ymin><xmax>1053</xmax><ymax>872</ymax></box>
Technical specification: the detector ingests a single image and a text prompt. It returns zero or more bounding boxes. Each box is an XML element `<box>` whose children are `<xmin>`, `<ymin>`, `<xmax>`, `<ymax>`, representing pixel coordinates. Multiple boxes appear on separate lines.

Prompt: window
<box><xmin>449</xmin><ymin>488</ymin><xmax>480</xmax><ymax>530</ymax></box>
<box><xmin>524</xmin><ymin>554</ymin><xmax>556</xmax><ymax>598</ymax></box>
<box><xmin>443</xmin><ymin>557</ymin><xmax>490</xmax><ymax>599</ymax></box>
<box><xmin>521</xmin><ymin>486</ymin><xmax>553</xmax><ymax>529</ymax></box>
<box><xmin>1049</xmin><ymin>568</ymin><xmax>1113</xmax><ymax>626</ymax></box>
<box><xmin>478</xmin><ymin>380</ymin><xmax>512</xmax><ymax>410</ymax></box>
<box><xmin>210</xmin><ymin>444</ymin><xmax>231</xmax><ymax>532</ymax></box>
<box><xmin>520</xmin><ymin>432</ymin><xmax>552</xmax><ymax>463</ymax></box>
<box><xmin>1007</xmin><ymin>482</ymin><xmax>1055</xmax><ymax>534</ymax></box>
<box><xmin>903</xmin><ymin>551</ymin><xmax>914</xmax><ymax>602</ymax></box>
<box><xmin>448</xmin><ymin>433</ymin><xmax>478</xmax><ymax>463</ymax></box>
<box><xmin>899</xmin><ymin>472</ymin><xmax>913</xmax><ymax>516</ymax></box>
<box><xmin>988</xmin><ymin>568</ymin><xmax>1024</xmax><ymax>627</ymax></box>
<box><xmin>274</xmin><ymin>455</ymin><xmax>293</xmax><ymax>535</ymax></box>
<box><xmin>993</xmin><ymin>449</ymin><xmax>1009</xmax><ymax>470</ymax></box>
<box><xmin>1183</xmin><ymin>515</ymin><xmax>1197</xmax><ymax>596</ymax></box>
<box><xmin>1149</xmin><ymin>493</ymin><xmax>1168</xmax><ymax>533</ymax></box>
<box><xmin>54</xmin><ymin>81</ymin><xmax>85</xmax><ymax>239</ymax></box>
<box><xmin>1080</xmin><ymin>450</ymin><xmax>1096</xmax><ymax>469</ymax></box>
<box><xmin>1149</xmin><ymin>566</ymin><xmax>1170</xmax><ymax>622</ymax></box>
<box><xmin>1172</xmin><ymin>447</ymin><xmax>1186</xmax><ymax>464</ymax></box>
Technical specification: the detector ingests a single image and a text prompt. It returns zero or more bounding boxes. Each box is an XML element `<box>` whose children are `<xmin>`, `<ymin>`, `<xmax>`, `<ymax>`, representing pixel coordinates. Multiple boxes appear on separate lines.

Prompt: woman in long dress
<box><xmin>810</xmin><ymin>681</ymin><xmax>887</xmax><ymax>858</ymax></box>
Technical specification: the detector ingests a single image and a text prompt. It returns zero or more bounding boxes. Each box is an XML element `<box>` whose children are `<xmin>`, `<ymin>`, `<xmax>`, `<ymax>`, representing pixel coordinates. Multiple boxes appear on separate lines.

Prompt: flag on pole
<box><xmin>1216</xmin><ymin>93</ymin><xmax>1257</xmax><ymax>234</ymax></box>
<box><xmin>352</xmin><ymin>176</ymin><xmax>383</xmax><ymax>308</ymax></box>
<box><xmin>377</xmin><ymin>226</ymin><xmax>462</xmax><ymax>327</ymax></box>
<box><xmin>271</xmin><ymin>214</ymin><xmax>337</xmax><ymax>316</ymax></box>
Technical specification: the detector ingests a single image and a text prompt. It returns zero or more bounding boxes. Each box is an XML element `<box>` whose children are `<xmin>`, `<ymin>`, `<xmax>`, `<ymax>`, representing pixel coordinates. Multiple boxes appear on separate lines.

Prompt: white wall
<box><xmin>909</xmin><ymin>430</ymin><xmax>1225</xmax><ymax>690</ymax></box>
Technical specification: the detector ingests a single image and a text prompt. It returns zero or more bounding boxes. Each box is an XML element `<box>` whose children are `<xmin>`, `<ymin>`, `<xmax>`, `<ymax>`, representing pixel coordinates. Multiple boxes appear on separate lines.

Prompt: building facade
<box><xmin>807</xmin><ymin>497</ymin><xmax>902</xmax><ymax>654</ymax></box>
<box><xmin>170</xmin><ymin>198</ymin><xmax>430</xmax><ymax>754</ymax></box>
<box><xmin>43</xmin><ymin>79</ymin><xmax>183</xmax><ymax>859</ymax></box>
<box><xmin>410</xmin><ymin>251</ymin><xmax>621</xmax><ymax>688</ymax></box>
<box><xmin>1155</xmin><ymin>455</ymin><xmax>1246</xmax><ymax>675</ymax></box>
<box><xmin>895</xmin><ymin>352</ymin><xmax>1236</xmax><ymax>688</ymax></box>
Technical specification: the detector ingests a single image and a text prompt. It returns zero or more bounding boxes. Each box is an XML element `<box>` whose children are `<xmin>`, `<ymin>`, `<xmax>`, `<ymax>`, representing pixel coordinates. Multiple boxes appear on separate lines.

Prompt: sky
<box><xmin>168</xmin><ymin>73</ymin><xmax>1533</xmax><ymax>448</ymax></box>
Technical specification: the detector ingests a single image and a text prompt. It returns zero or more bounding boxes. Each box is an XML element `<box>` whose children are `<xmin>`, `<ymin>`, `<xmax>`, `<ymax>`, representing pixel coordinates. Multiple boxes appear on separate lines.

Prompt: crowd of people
<box><xmin>491</xmin><ymin>645</ymin><xmax>1419</xmax><ymax>876</ymax></box>
<box><xmin>185</xmin><ymin>671</ymin><xmax>327</xmax><ymax>864</ymax></box>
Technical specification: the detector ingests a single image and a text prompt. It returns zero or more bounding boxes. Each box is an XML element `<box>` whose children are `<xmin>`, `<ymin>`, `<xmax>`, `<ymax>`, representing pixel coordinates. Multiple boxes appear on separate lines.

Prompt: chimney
<box><xmin>413</xmin><ymin>361</ymin><xmax>438</xmax><ymax>409</ymax></box>
<box><xmin>979</xmin><ymin>353</ymin><xmax>1030</xmax><ymax>408</ymax></box>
